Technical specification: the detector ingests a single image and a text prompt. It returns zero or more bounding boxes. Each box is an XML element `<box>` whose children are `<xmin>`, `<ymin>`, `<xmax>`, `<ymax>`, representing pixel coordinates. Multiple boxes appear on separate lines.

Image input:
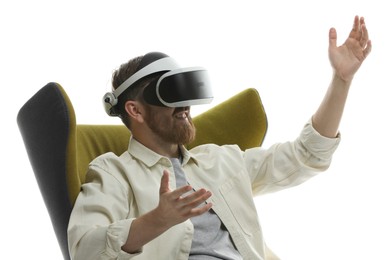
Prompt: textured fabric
<box><xmin>190</xmin><ymin>88</ymin><xmax>267</xmax><ymax>150</ymax></box>
<box><xmin>170</xmin><ymin>158</ymin><xmax>243</xmax><ymax>259</ymax></box>
<box><xmin>17</xmin><ymin>82</ymin><xmax>74</xmax><ymax>260</ymax></box>
<box><xmin>76</xmin><ymin>125</ymin><xmax>130</xmax><ymax>185</ymax></box>
<box><xmin>68</xmin><ymin>119</ymin><xmax>340</xmax><ymax>260</ymax></box>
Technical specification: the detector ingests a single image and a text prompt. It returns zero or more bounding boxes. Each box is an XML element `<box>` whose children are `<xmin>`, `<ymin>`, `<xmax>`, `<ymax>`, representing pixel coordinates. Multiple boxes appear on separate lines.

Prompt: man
<box><xmin>68</xmin><ymin>16</ymin><xmax>371</xmax><ymax>259</ymax></box>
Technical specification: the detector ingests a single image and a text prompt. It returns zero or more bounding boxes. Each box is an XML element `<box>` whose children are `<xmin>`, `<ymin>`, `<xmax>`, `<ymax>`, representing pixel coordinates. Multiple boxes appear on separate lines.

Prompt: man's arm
<box><xmin>312</xmin><ymin>15</ymin><xmax>372</xmax><ymax>137</ymax></box>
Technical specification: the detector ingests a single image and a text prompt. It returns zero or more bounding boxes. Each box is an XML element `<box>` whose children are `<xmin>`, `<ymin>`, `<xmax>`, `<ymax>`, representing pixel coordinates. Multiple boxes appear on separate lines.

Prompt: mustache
<box><xmin>173</xmin><ymin>106</ymin><xmax>190</xmax><ymax>115</ymax></box>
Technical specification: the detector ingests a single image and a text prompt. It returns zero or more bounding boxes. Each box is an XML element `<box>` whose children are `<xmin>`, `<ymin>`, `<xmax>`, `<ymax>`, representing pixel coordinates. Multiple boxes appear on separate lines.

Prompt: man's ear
<box><xmin>124</xmin><ymin>100</ymin><xmax>145</xmax><ymax>123</ymax></box>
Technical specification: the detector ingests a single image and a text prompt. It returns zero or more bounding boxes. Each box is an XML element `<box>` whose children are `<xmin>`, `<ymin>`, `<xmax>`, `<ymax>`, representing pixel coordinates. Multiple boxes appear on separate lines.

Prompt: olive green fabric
<box><xmin>190</xmin><ymin>88</ymin><xmax>267</xmax><ymax>150</ymax></box>
<box><xmin>75</xmin><ymin>125</ymin><xmax>130</xmax><ymax>186</ymax></box>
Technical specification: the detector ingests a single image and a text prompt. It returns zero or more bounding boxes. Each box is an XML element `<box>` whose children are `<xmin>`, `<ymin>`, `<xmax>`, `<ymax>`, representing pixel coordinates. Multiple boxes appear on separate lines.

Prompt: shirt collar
<box><xmin>127</xmin><ymin>137</ymin><xmax>199</xmax><ymax>167</ymax></box>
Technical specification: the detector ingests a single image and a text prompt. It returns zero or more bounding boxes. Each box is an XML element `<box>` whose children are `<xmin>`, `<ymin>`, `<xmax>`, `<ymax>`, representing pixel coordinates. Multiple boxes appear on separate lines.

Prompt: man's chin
<box><xmin>176</xmin><ymin>125</ymin><xmax>196</xmax><ymax>145</ymax></box>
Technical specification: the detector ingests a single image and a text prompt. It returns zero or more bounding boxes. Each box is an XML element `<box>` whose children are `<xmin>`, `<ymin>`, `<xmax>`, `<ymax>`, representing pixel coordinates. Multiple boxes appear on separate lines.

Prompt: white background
<box><xmin>1</xmin><ymin>1</ymin><xmax>389</xmax><ymax>259</ymax></box>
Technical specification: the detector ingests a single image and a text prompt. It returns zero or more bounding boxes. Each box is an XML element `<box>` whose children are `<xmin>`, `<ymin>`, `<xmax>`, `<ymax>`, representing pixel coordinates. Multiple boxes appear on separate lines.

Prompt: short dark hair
<box><xmin>111</xmin><ymin>52</ymin><xmax>169</xmax><ymax>129</ymax></box>
<box><xmin>111</xmin><ymin>55</ymin><xmax>155</xmax><ymax>129</ymax></box>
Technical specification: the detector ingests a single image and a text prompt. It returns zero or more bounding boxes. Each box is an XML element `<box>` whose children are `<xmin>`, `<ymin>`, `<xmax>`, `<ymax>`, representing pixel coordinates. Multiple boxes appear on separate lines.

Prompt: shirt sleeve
<box><xmin>67</xmin><ymin>154</ymin><xmax>142</xmax><ymax>260</ymax></box>
<box><xmin>245</xmin><ymin>119</ymin><xmax>341</xmax><ymax>195</ymax></box>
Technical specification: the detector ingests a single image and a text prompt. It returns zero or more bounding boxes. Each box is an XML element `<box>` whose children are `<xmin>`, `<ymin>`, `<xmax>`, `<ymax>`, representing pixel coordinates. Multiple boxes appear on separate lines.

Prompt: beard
<box><xmin>143</xmin><ymin>105</ymin><xmax>196</xmax><ymax>145</ymax></box>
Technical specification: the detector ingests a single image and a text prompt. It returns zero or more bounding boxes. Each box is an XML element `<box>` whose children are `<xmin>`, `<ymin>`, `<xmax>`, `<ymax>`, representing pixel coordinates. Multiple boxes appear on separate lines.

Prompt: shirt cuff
<box><xmin>300</xmin><ymin>119</ymin><xmax>341</xmax><ymax>161</ymax></box>
<box><xmin>105</xmin><ymin>218</ymin><xmax>143</xmax><ymax>259</ymax></box>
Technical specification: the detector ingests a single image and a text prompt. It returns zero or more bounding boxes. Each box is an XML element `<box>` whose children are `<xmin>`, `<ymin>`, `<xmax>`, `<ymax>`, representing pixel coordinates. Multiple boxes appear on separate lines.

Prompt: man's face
<box><xmin>143</xmin><ymin>104</ymin><xmax>196</xmax><ymax>145</ymax></box>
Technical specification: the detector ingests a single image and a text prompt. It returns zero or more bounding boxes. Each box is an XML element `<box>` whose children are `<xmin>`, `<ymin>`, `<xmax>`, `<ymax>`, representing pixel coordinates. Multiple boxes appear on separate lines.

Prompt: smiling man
<box><xmin>68</xmin><ymin>15</ymin><xmax>371</xmax><ymax>260</ymax></box>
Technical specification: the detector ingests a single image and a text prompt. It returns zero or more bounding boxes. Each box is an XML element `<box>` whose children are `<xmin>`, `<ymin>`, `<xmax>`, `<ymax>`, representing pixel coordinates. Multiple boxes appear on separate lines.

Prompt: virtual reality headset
<box><xmin>103</xmin><ymin>55</ymin><xmax>213</xmax><ymax>116</ymax></box>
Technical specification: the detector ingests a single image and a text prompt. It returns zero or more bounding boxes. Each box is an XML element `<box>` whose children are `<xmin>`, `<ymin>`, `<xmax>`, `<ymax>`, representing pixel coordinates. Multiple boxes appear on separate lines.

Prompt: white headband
<box><xmin>113</xmin><ymin>57</ymin><xmax>180</xmax><ymax>99</ymax></box>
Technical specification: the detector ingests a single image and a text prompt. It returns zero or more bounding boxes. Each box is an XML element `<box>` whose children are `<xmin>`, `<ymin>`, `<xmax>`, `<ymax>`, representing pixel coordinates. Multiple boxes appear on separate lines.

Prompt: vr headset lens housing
<box><xmin>103</xmin><ymin>56</ymin><xmax>213</xmax><ymax>116</ymax></box>
<box><xmin>144</xmin><ymin>67</ymin><xmax>213</xmax><ymax>107</ymax></box>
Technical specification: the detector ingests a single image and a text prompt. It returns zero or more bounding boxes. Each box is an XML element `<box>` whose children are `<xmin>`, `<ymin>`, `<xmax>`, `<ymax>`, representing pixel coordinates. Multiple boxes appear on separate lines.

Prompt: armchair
<box><xmin>17</xmin><ymin>82</ymin><xmax>267</xmax><ymax>259</ymax></box>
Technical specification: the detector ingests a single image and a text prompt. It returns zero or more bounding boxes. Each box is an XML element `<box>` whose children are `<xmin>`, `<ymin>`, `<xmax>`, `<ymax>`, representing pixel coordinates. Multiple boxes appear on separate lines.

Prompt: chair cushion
<box><xmin>76</xmin><ymin>125</ymin><xmax>130</xmax><ymax>184</ymax></box>
<box><xmin>190</xmin><ymin>88</ymin><xmax>267</xmax><ymax>150</ymax></box>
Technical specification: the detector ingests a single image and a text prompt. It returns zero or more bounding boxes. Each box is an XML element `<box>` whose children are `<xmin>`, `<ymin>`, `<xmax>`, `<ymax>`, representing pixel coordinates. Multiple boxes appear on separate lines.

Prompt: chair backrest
<box><xmin>17</xmin><ymin>82</ymin><xmax>267</xmax><ymax>260</ymax></box>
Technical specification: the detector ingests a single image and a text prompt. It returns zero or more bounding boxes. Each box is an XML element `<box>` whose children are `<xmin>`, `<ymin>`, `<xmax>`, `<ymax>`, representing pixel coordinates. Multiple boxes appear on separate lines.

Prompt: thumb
<box><xmin>159</xmin><ymin>170</ymin><xmax>171</xmax><ymax>195</ymax></box>
<box><xmin>329</xmin><ymin>27</ymin><xmax>337</xmax><ymax>49</ymax></box>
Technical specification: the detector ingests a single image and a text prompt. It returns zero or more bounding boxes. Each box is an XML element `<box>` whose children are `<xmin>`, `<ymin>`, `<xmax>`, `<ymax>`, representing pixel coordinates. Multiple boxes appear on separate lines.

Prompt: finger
<box><xmin>360</xmin><ymin>22</ymin><xmax>369</xmax><ymax>47</ymax></box>
<box><xmin>349</xmin><ymin>15</ymin><xmax>361</xmax><ymax>39</ymax></box>
<box><xmin>352</xmin><ymin>15</ymin><xmax>360</xmax><ymax>32</ymax></box>
<box><xmin>363</xmin><ymin>40</ymin><xmax>372</xmax><ymax>58</ymax></box>
<box><xmin>180</xmin><ymin>189</ymin><xmax>212</xmax><ymax>209</ymax></box>
<box><xmin>159</xmin><ymin>170</ymin><xmax>171</xmax><ymax>194</ymax></box>
<box><xmin>359</xmin><ymin>16</ymin><xmax>365</xmax><ymax>27</ymax></box>
<box><xmin>328</xmin><ymin>27</ymin><xmax>337</xmax><ymax>48</ymax></box>
<box><xmin>170</xmin><ymin>184</ymin><xmax>193</xmax><ymax>200</ymax></box>
<box><xmin>186</xmin><ymin>202</ymin><xmax>213</xmax><ymax>218</ymax></box>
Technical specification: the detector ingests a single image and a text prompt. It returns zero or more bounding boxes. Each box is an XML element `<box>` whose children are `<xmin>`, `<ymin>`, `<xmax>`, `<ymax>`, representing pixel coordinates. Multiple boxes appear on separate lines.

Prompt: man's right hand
<box><xmin>155</xmin><ymin>170</ymin><xmax>213</xmax><ymax>229</ymax></box>
<box><xmin>122</xmin><ymin>170</ymin><xmax>212</xmax><ymax>254</ymax></box>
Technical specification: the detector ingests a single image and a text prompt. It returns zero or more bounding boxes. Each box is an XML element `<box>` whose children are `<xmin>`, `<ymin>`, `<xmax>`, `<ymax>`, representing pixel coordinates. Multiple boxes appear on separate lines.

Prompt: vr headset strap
<box><xmin>113</xmin><ymin>57</ymin><xmax>180</xmax><ymax>99</ymax></box>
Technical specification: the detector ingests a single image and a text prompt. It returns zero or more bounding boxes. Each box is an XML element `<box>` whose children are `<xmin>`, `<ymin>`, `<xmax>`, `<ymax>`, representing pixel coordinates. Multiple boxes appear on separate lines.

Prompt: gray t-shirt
<box><xmin>170</xmin><ymin>158</ymin><xmax>243</xmax><ymax>260</ymax></box>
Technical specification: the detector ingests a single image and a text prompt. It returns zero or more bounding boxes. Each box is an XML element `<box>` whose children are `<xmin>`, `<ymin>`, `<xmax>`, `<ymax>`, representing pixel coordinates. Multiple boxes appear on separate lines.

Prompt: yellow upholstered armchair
<box><xmin>17</xmin><ymin>82</ymin><xmax>267</xmax><ymax>260</ymax></box>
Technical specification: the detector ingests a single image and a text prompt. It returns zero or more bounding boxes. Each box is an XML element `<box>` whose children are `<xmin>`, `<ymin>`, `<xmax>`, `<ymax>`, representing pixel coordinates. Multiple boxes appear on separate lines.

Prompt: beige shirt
<box><xmin>68</xmin><ymin>120</ymin><xmax>340</xmax><ymax>260</ymax></box>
